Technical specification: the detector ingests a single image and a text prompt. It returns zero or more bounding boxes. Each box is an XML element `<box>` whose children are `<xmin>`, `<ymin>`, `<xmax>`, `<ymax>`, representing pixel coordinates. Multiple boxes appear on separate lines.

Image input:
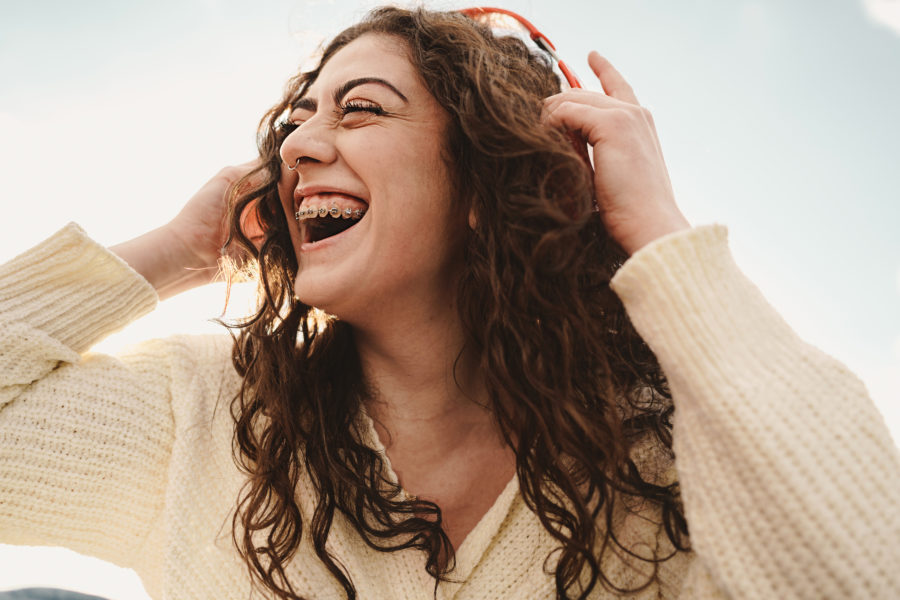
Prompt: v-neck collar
<box><xmin>439</xmin><ymin>474</ymin><xmax>519</xmax><ymax>597</ymax></box>
<box><xmin>354</xmin><ymin>405</ymin><xmax>520</xmax><ymax>594</ymax></box>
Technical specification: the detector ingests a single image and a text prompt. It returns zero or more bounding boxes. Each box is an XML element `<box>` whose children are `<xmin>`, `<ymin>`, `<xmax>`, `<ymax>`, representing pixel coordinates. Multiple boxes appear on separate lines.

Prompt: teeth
<box><xmin>295</xmin><ymin>204</ymin><xmax>368</xmax><ymax>221</ymax></box>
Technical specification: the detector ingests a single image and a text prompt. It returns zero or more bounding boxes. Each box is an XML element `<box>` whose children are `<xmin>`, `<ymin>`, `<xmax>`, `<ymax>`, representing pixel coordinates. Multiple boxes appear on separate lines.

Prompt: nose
<box><xmin>279</xmin><ymin>117</ymin><xmax>338</xmax><ymax>171</ymax></box>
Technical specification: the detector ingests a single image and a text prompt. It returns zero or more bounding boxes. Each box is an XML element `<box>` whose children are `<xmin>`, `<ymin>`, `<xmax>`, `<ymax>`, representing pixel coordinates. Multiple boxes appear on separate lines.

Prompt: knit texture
<box><xmin>2</xmin><ymin>223</ymin><xmax>898</xmax><ymax>599</ymax></box>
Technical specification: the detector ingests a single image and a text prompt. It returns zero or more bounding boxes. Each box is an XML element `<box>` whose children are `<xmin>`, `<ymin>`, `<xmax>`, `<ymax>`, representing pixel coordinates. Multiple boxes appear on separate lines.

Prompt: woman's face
<box><xmin>279</xmin><ymin>33</ymin><xmax>463</xmax><ymax>324</ymax></box>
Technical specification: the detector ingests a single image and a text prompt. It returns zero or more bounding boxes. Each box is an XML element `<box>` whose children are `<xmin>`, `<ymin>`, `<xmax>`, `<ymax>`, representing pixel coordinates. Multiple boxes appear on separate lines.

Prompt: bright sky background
<box><xmin>2</xmin><ymin>0</ymin><xmax>899</xmax><ymax>597</ymax></box>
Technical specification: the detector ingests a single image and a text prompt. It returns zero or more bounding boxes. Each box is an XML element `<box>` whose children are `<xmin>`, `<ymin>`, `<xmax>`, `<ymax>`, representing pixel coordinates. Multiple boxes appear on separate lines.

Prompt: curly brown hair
<box><xmin>224</xmin><ymin>6</ymin><xmax>689</xmax><ymax>600</ymax></box>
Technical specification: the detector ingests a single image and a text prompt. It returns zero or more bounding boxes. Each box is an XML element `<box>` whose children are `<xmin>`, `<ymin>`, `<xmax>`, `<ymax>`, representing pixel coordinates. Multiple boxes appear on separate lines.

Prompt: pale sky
<box><xmin>1</xmin><ymin>1</ymin><xmax>898</xmax><ymax>597</ymax></box>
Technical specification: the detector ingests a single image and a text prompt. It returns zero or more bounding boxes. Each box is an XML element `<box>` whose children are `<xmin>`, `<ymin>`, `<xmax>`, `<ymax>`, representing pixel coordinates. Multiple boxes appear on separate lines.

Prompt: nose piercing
<box><xmin>286</xmin><ymin>157</ymin><xmax>301</xmax><ymax>171</ymax></box>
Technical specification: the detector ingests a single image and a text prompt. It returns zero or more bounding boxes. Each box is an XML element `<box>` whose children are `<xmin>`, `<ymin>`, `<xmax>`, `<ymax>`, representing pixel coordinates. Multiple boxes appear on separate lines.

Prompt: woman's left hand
<box><xmin>541</xmin><ymin>52</ymin><xmax>690</xmax><ymax>256</ymax></box>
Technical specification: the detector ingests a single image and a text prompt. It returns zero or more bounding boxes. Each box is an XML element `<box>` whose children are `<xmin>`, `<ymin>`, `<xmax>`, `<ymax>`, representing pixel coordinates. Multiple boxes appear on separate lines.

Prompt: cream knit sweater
<box><xmin>1</xmin><ymin>223</ymin><xmax>898</xmax><ymax>599</ymax></box>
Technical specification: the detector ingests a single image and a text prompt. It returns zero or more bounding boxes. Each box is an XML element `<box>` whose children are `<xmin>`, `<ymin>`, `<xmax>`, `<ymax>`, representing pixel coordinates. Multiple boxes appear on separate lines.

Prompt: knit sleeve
<box><xmin>0</xmin><ymin>223</ymin><xmax>176</xmax><ymax>570</ymax></box>
<box><xmin>609</xmin><ymin>225</ymin><xmax>900</xmax><ymax>599</ymax></box>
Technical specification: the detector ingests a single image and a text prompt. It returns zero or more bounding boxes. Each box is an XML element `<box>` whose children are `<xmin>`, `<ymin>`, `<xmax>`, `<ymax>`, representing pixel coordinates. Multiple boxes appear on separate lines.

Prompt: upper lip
<box><xmin>293</xmin><ymin>185</ymin><xmax>369</xmax><ymax>209</ymax></box>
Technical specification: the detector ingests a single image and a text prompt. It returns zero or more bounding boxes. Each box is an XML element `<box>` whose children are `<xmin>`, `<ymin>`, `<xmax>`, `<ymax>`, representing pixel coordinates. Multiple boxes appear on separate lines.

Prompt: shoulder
<box><xmin>111</xmin><ymin>332</ymin><xmax>234</xmax><ymax>376</ymax></box>
<box><xmin>110</xmin><ymin>332</ymin><xmax>241</xmax><ymax>422</ymax></box>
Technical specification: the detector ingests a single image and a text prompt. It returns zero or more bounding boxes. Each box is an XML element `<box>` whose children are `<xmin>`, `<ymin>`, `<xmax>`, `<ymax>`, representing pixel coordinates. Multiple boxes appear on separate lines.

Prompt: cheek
<box><xmin>350</xmin><ymin>126</ymin><xmax>447</xmax><ymax>185</ymax></box>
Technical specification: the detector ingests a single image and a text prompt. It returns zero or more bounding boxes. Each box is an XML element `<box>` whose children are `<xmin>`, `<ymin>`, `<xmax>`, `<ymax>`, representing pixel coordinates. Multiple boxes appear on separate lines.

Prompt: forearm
<box><xmin>611</xmin><ymin>225</ymin><xmax>900</xmax><ymax>598</ymax></box>
<box><xmin>0</xmin><ymin>223</ymin><xmax>157</xmax><ymax>355</ymax></box>
<box><xmin>110</xmin><ymin>224</ymin><xmax>217</xmax><ymax>301</ymax></box>
<box><xmin>0</xmin><ymin>224</ymin><xmax>176</xmax><ymax>564</ymax></box>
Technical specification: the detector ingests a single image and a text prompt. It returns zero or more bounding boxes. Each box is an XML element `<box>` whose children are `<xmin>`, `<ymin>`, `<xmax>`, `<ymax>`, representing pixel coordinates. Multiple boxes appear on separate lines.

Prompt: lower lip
<box><xmin>299</xmin><ymin>212</ymin><xmax>367</xmax><ymax>253</ymax></box>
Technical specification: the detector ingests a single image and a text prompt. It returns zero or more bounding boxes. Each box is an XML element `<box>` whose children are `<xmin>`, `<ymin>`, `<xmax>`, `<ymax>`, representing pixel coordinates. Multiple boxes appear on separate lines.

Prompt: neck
<box><xmin>345</xmin><ymin>288</ymin><xmax>517</xmax><ymax>521</ymax></box>
<box><xmin>350</xmin><ymin>294</ymin><xmax>494</xmax><ymax>453</ymax></box>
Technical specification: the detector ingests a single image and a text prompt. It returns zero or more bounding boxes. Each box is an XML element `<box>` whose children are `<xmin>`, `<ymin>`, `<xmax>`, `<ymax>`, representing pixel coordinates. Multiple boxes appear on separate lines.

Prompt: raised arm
<box><xmin>544</xmin><ymin>52</ymin><xmax>900</xmax><ymax>597</ymax></box>
<box><xmin>610</xmin><ymin>225</ymin><xmax>900</xmax><ymax>598</ymax></box>
<box><xmin>0</xmin><ymin>165</ymin><xmax>253</xmax><ymax>573</ymax></box>
<box><xmin>0</xmin><ymin>224</ymin><xmax>171</xmax><ymax>571</ymax></box>
<box><xmin>110</xmin><ymin>163</ymin><xmax>259</xmax><ymax>300</ymax></box>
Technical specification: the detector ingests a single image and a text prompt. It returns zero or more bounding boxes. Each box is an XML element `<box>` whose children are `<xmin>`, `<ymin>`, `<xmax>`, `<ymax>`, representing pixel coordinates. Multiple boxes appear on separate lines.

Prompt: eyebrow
<box><xmin>292</xmin><ymin>77</ymin><xmax>409</xmax><ymax>111</ymax></box>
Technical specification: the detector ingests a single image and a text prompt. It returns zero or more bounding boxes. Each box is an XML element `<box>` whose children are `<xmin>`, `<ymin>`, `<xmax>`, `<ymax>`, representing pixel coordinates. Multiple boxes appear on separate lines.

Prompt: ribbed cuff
<box><xmin>0</xmin><ymin>222</ymin><xmax>158</xmax><ymax>353</ymax></box>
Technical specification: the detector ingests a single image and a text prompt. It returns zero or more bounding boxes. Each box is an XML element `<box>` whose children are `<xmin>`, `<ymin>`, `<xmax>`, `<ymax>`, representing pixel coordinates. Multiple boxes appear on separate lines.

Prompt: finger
<box><xmin>588</xmin><ymin>52</ymin><xmax>639</xmax><ymax>105</ymax></box>
<box><xmin>542</xmin><ymin>90</ymin><xmax>664</xmax><ymax>158</ymax></box>
<box><xmin>544</xmin><ymin>100</ymin><xmax>666</xmax><ymax>165</ymax></box>
<box><xmin>542</xmin><ymin>101</ymin><xmax>613</xmax><ymax>146</ymax></box>
<box><xmin>219</xmin><ymin>160</ymin><xmax>267</xmax><ymax>198</ymax></box>
<box><xmin>237</xmin><ymin>159</ymin><xmax>268</xmax><ymax>188</ymax></box>
<box><xmin>542</xmin><ymin>88</ymin><xmax>628</xmax><ymax>119</ymax></box>
<box><xmin>541</xmin><ymin>92</ymin><xmax>637</xmax><ymax>131</ymax></box>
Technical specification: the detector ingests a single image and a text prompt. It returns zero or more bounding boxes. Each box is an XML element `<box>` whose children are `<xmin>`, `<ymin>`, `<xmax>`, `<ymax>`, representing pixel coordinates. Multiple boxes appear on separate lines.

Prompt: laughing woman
<box><xmin>1</xmin><ymin>7</ymin><xmax>898</xmax><ymax>600</ymax></box>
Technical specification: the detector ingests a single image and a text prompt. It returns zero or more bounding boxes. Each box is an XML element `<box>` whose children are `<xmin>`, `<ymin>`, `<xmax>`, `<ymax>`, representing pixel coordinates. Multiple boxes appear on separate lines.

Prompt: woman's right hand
<box><xmin>167</xmin><ymin>162</ymin><xmax>261</xmax><ymax>270</ymax></box>
<box><xmin>110</xmin><ymin>161</ymin><xmax>260</xmax><ymax>300</ymax></box>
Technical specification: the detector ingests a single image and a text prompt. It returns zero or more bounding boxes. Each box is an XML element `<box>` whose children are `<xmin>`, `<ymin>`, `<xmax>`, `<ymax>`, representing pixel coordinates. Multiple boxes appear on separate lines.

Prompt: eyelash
<box><xmin>341</xmin><ymin>100</ymin><xmax>385</xmax><ymax>116</ymax></box>
<box><xmin>278</xmin><ymin>101</ymin><xmax>385</xmax><ymax>134</ymax></box>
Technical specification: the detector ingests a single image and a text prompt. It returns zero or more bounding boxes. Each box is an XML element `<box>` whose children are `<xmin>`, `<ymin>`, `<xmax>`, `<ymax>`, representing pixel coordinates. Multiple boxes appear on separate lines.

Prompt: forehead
<box><xmin>306</xmin><ymin>33</ymin><xmax>417</xmax><ymax>95</ymax></box>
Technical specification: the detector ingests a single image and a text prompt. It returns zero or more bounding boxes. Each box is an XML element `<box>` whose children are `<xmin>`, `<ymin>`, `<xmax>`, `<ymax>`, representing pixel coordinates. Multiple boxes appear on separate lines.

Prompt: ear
<box><xmin>467</xmin><ymin>208</ymin><xmax>477</xmax><ymax>230</ymax></box>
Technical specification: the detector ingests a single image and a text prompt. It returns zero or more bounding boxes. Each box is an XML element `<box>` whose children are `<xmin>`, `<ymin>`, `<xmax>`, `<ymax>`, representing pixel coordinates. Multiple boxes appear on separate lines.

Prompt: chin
<box><xmin>292</xmin><ymin>272</ymin><xmax>365</xmax><ymax>324</ymax></box>
<box><xmin>293</xmin><ymin>276</ymin><xmax>339</xmax><ymax>315</ymax></box>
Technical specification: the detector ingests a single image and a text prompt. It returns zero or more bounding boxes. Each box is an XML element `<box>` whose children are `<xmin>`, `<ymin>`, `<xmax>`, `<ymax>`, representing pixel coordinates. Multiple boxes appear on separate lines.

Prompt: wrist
<box><xmin>164</xmin><ymin>220</ymin><xmax>223</xmax><ymax>274</ymax></box>
<box><xmin>620</xmin><ymin>213</ymin><xmax>691</xmax><ymax>256</ymax></box>
<box><xmin>110</xmin><ymin>225</ymin><xmax>218</xmax><ymax>300</ymax></box>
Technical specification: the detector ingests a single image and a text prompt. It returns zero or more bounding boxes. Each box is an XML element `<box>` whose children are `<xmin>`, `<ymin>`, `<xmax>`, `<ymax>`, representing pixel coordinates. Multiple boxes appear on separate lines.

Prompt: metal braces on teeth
<box><xmin>295</xmin><ymin>205</ymin><xmax>366</xmax><ymax>221</ymax></box>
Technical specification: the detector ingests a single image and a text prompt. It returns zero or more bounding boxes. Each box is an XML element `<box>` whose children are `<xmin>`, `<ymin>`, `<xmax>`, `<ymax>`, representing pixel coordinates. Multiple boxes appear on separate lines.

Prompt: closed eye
<box><xmin>277</xmin><ymin>102</ymin><xmax>383</xmax><ymax>135</ymax></box>
<box><xmin>278</xmin><ymin>120</ymin><xmax>299</xmax><ymax>135</ymax></box>
<box><xmin>338</xmin><ymin>100</ymin><xmax>385</xmax><ymax>118</ymax></box>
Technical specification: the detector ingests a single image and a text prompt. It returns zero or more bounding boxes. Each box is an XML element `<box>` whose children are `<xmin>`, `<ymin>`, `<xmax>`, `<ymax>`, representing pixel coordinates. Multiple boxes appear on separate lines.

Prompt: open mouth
<box><xmin>295</xmin><ymin>194</ymin><xmax>368</xmax><ymax>244</ymax></box>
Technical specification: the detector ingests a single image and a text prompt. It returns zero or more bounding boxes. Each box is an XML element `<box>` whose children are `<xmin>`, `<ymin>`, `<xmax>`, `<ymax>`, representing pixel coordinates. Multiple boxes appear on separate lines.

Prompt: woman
<box><xmin>1</xmin><ymin>6</ymin><xmax>898</xmax><ymax>600</ymax></box>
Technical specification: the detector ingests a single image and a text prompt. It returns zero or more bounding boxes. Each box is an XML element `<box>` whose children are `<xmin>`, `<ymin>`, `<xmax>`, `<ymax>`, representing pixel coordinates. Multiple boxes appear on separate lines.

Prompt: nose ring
<box><xmin>286</xmin><ymin>157</ymin><xmax>301</xmax><ymax>171</ymax></box>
